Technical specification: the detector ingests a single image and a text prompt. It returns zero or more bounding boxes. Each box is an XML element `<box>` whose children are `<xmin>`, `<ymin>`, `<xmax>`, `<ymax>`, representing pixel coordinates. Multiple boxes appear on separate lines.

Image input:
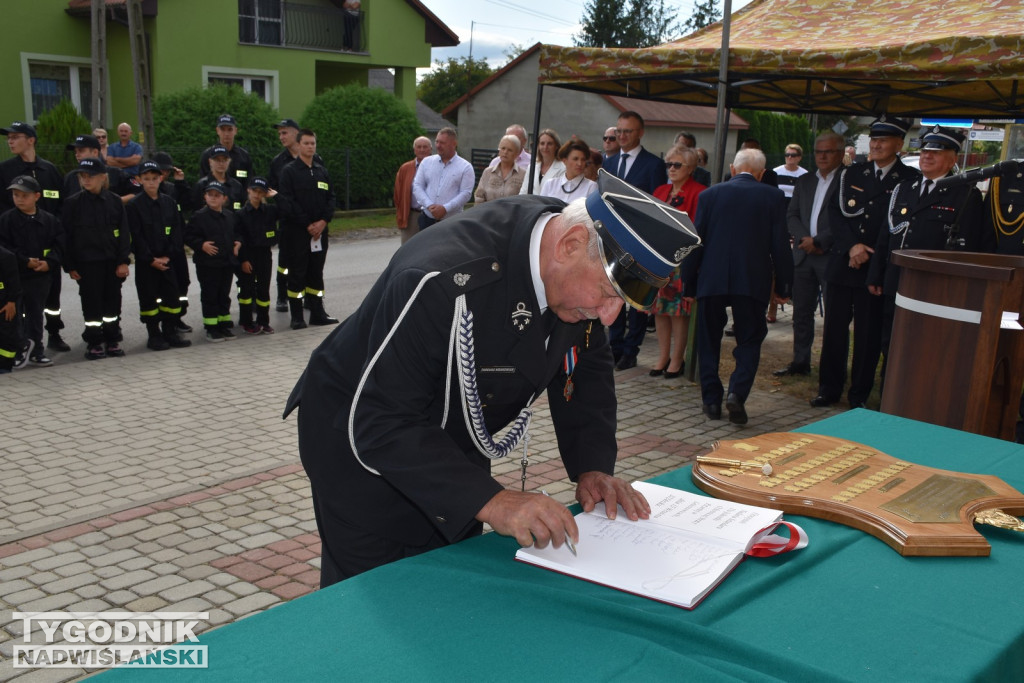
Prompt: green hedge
<box><xmin>34</xmin><ymin>99</ymin><xmax>93</xmax><ymax>175</ymax></box>
<box><xmin>735</xmin><ymin>109</ymin><xmax>815</xmax><ymax>170</ymax></box>
<box><xmin>300</xmin><ymin>84</ymin><xmax>423</xmax><ymax>209</ymax></box>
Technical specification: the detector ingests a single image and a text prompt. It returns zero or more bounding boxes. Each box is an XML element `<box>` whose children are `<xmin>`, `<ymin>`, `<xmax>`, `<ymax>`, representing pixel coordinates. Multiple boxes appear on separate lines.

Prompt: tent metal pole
<box><xmin>528</xmin><ymin>83</ymin><xmax>544</xmax><ymax>194</ymax></box>
<box><xmin>712</xmin><ymin>0</ymin><xmax>733</xmax><ymax>185</ymax></box>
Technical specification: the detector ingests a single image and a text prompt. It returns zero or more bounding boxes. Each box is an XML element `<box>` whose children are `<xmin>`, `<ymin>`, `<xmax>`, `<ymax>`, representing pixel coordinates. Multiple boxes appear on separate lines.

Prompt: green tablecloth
<box><xmin>102</xmin><ymin>410</ymin><xmax>1024</xmax><ymax>681</ymax></box>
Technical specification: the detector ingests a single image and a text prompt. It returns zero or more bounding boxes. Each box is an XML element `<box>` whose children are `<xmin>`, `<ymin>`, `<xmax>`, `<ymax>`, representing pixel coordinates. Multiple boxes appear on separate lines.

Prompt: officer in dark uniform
<box><xmin>0</xmin><ymin>122</ymin><xmax>68</xmax><ymax>353</ymax></box>
<box><xmin>198</xmin><ymin>114</ymin><xmax>252</xmax><ymax>184</ymax></box>
<box><xmin>276</xmin><ymin>128</ymin><xmax>337</xmax><ymax>329</ymax></box>
<box><xmin>984</xmin><ymin>159</ymin><xmax>1024</xmax><ymax>440</ymax></box>
<box><xmin>284</xmin><ymin>171</ymin><xmax>699</xmax><ymax>586</ymax></box>
<box><xmin>812</xmin><ymin>115</ymin><xmax>919</xmax><ymax>409</ymax></box>
<box><xmin>269</xmin><ymin>118</ymin><xmax>302</xmax><ymax>312</ymax></box>
<box><xmin>867</xmin><ymin>125</ymin><xmax>989</xmax><ymax>385</ymax></box>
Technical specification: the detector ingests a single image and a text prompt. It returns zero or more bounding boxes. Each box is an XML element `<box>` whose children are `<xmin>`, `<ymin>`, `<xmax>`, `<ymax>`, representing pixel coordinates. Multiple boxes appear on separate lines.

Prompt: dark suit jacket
<box><xmin>681</xmin><ymin>173</ymin><xmax>793</xmax><ymax>304</ymax></box>
<box><xmin>867</xmin><ymin>174</ymin><xmax>987</xmax><ymax>295</ymax></box>
<box><xmin>285</xmin><ymin>196</ymin><xmax>618</xmax><ymax>547</ymax></box>
<box><xmin>787</xmin><ymin>170</ymin><xmax>839</xmax><ymax>267</ymax></box>
<box><xmin>602</xmin><ymin>146</ymin><xmax>667</xmax><ymax>194</ymax></box>
<box><xmin>825</xmin><ymin>159</ymin><xmax>918</xmax><ymax>286</ymax></box>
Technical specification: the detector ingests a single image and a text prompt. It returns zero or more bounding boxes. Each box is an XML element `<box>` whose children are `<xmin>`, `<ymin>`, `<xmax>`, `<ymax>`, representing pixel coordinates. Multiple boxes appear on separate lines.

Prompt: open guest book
<box><xmin>515</xmin><ymin>482</ymin><xmax>808</xmax><ymax>609</ymax></box>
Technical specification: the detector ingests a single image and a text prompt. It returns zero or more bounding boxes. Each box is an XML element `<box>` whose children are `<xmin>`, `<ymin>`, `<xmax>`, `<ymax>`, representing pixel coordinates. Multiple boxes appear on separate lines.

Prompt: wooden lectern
<box><xmin>883</xmin><ymin>250</ymin><xmax>1024</xmax><ymax>439</ymax></box>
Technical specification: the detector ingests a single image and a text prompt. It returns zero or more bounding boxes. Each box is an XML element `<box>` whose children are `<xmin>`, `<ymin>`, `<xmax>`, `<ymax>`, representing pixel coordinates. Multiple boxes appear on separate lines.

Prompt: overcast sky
<box><xmin>419</xmin><ymin>0</ymin><xmax>755</xmax><ymax>78</ymax></box>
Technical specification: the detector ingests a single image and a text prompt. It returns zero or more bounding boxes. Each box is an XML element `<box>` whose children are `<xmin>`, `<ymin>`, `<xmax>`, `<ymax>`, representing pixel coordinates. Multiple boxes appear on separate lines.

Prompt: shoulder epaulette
<box><xmin>435</xmin><ymin>257</ymin><xmax>504</xmax><ymax>299</ymax></box>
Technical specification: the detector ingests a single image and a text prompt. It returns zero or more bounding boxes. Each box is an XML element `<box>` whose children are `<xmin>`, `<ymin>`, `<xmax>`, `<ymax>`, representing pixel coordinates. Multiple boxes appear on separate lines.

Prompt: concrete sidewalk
<box><xmin>0</xmin><ymin>256</ymin><xmax>838</xmax><ymax>681</ymax></box>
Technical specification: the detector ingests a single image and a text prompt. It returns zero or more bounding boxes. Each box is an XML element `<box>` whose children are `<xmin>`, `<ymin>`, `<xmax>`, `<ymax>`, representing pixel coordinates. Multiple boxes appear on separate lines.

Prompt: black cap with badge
<box><xmin>204</xmin><ymin>180</ymin><xmax>228</xmax><ymax>195</ymax></box>
<box><xmin>66</xmin><ymin>134</ymin><xmax>101</xmax><ymax>151</ymax></box>
<box><xmin>210</xmin><ymin>145</ymin><xmax>231</xmax><ymax>159</ymax></box>
<box><xmin>249</xmin><ymin>177</ymin><xmax>269</xmax><ymax>192</ymax></box>
<box><xmin>869</xmin><ymin>115</ymin><xmax>912</xmax><ymax>138</ymax></box>
<box><xmin>139</xmin><ymin>160</ymin><xmax>162</xmax><ymax>175</ymax></box>
<box><xmin>217</xmin><ymin>114</ymin><xmax>237</xmax><ymax>127</ymax></box>
<box><xmin>152</xmin><ymin>152</ymin><xmax>175</xmax><ymax>171</ymax></box>
<box><xmin>76</xmin><ymin>158</ymin><xmax>107</xmax><ymax>175</ymax></box>
<box><xmin>7</xmin><ymin>175</ymin><xmax>41</xmax><ymax>194</ymax></box>
<box><xmin>585</xmin><ymin>169</ymin><xmax>701</xmax><ymax>311</ymax></box>
<box><xmin>274</xmin><ymin>118</ymin><xmax>300</xmax><ymax>130</ymax></box>
<box><xmin>920</xmin><ymin>125</ymin><xmax>966</xmax><ymax>151</ymax></box>
<box><xmin>1</xmin><ymin>122</ymin><xmax>37</xmax><ymax>138</ymax></box>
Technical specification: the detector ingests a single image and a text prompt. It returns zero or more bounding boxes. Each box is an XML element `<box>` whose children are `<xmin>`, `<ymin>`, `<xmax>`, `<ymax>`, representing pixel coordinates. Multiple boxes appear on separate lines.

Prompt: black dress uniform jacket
<box><xmin>0</xmin><ymin>208</ymin><xmax>63</xmax><ymax>281</ymax></box>
<box><xmin>284</xmin><ymin>196</ymin><xmax>618</xmax><ymax>548</ymax></box>
<box><xmin>61</xmin><ymin>189</ymin><xmax>131</xmax><ymax>272</ymax></box>
<box><xmin>185</xmin><ymin>208</ymin><xmax>240</xmax><ymax>268</ymax></box>
<box><xmin>827</xmin><ymin>158</ymin><xmax>919</xmax><ymax>286</ymax></box>
<box><xmin>985</xmin><ymin>171</ymin><xmax>1024</xmax><ymax>256</ymax></box>
<box><xmin>126</xmin><ymin>192</ymin><xmax>184</xmax><ymax>264</ymax></box>
<box><xmin>0</xmin><ymin>157</ymin><xmax>64</xmax><ymax>215</ymax></box>
<box><xmin>867</xmin><ymin>173</ymin><xmax>988</xmax><ymax>295</ymax></box>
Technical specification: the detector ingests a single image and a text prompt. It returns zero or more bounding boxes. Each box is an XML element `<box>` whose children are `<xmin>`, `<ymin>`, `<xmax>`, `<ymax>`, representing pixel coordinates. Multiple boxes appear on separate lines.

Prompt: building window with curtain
<box><xmin>28</xmin><ymin>61</ymin><xmax>92</xmax><ymax>122</ymax></box>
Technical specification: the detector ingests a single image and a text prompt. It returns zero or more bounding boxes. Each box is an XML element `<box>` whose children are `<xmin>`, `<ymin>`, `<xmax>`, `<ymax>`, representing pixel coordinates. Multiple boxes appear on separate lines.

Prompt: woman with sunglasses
<box><xmin>539</xmin><ymin>139</ymin><xmax>596</xmax><ymax>202</ymax></box>
<box><xmin>649</xmin><ymin>146</ymin><xmax>706</xmax><ymax>379</ymax></box>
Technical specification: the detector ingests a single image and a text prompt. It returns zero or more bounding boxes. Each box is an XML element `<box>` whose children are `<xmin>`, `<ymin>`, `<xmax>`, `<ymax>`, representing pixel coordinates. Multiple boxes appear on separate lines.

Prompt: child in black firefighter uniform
<box><xmin>236</xmin><ymin>177</ymin><xmax>278</xmax><ymax>334</ymax></box>
<box><xmin>0</xmin><ymin>175</ymin><xmax>63</xmax><ymax>367</ymax></box>
<box><xmin>126</xmin><ymin>161</ymin><xmax>192</xmax><ymax>351</ymax></box>
<box><xmin>185</xmin><ymin>181</ymin><xmax>242</xmax><ymax>343</ymax></box>
<box><xmin>62</xmin><ymin>158</ymin><xmax>131</xmax><ymax>360</ymax></box>
<box><xmin>0</xmin><ymin>244</ymin><xmax>21</xmax><ymax>374</ymax></box>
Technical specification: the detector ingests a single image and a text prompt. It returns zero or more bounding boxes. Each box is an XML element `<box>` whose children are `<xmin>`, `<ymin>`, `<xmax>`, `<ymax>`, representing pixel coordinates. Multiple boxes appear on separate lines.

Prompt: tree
<box><xmin>574</xmin><ymin>0</ymin><xmax>681</xmax><ymax>48</ymax></box>
<box><xmin>683</xmin><ymin>0</ymin><xmax>721</xmax><ymax>34</ymax></box>
<box><xmin>34</xmin><ymin>99</ymin><xmax>93</xmax><ymax>174</ymax></box>
<box><xmin>416</xmin><ymin>56</ymin><xmax>493</xmax><ymax>118</ymax></box>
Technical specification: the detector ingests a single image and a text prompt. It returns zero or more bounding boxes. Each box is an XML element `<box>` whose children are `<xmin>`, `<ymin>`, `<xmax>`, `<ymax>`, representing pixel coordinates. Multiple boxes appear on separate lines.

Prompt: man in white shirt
<box><xmin>412</xmin><ymin>127</ymin><xmax>475</xmax><ymax>231</ymax></box>
<box><xmin>774</xmin><ymin>131</ymin><xmax>844</xmax><ymax>377</ymax></box>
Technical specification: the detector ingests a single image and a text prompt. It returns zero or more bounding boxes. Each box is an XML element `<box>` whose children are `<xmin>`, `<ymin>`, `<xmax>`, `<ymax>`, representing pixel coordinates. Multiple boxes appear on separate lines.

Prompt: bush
<box><xmin>34</xmin><ymin>99</ymin><xmax>92</xmax><ymax>175</ymax></box>
<box><xmin>152</xmin><ymin>83</ymin><xmax>281</xmax><ymax>182</ymax></box>
<box><xmin>735</xmin><ymin>110</ymin><xmax>815</xmax><ymax>170</ymax></box>
<box><xmin>300</xmin><ymin>84</ymin><xmax>424</xmax><ymax>208</ymax></box>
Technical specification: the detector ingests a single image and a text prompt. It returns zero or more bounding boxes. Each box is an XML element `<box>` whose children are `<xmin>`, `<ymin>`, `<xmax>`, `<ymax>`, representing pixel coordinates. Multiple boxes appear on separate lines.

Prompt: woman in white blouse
<box><xmin>539</xmin><ymin>139</ymin><xmax>596</xmax><ymax>202</ymax></box>
<box><xmin>520</xmin><ymin>129</ymin><xmax>565</xmax><ymax>195</ymax></box>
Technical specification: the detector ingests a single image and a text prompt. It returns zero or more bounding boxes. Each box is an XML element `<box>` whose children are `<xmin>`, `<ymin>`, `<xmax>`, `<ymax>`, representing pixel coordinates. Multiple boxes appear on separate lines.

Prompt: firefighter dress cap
<box><xmin>869</xmin><ymin>115</ymin><xmax>912</xmax><ymax>138</ymax></box>
<box><xmin>7</xmin><ymin>175</ymin><xmax>41</xmax><ymax>193</ymax></box>
<box><xmin>585</xmin><ymin>168</ymin><xmax>700</xmax><ymax>311</ymax></box>
<box><xmin>920</xmin><ymin>126</ymin><xmax>966</xmax><ymax>151</ymax></box>
<box><xmin>66</xmin><ymin>134</ymin><xmax>101</xmax><ymax>151</ymax></box>
<box><xmin>76</xmin><ymin>158</ymin><xmax>107</xmax><ymax>175</ymax></box>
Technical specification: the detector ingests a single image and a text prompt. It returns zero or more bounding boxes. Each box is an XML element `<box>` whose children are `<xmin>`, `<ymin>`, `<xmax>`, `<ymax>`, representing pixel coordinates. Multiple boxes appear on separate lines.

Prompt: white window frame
<box><xmin>202</xmin><ymin>66</ymin><xmax>279</xmax><ymax>107</ymax></box>
<box><xmin>20</xmin><ymin>53</ymin><xmax>95</xmax><ymax>123</ymax></box>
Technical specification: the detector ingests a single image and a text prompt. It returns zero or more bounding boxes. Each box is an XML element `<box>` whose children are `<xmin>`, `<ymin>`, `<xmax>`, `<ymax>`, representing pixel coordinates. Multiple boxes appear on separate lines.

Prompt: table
<box><xmin>103</xmin><ymin>410</ymin><xmax>1024</xmax><ymax>682</ymax></box>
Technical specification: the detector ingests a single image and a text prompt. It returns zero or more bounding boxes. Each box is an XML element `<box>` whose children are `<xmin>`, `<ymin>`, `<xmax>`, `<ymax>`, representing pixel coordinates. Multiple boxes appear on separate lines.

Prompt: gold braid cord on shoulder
<box><xmin>990</xmin><ymin>176</ymin><xmax>1024</xmax><ymax>237</ymax></box>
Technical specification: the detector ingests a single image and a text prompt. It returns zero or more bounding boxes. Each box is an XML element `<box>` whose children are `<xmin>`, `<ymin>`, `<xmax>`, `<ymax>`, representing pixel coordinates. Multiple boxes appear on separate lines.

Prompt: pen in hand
<box><xmin>541</xmin><ymin>490</ymin><xmax>577</xmax><ymax>557</ymax></box>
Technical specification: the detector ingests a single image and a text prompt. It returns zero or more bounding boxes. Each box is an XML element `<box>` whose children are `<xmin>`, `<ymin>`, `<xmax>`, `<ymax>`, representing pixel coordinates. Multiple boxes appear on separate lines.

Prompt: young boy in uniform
<box><xmin>0</xmin><ymin>175</ymin><xmax>63</xmax><ymax>367</ymax></box>
<box><xmin>0</xmin><ymin>244</ymin><xmax>20</xmax><ymax>374</ymax></box>
<box><xmin>126</xmin><ymin>161</ymin><xmax>192</xmax><ymax>351</ymax></box>
<box><xmin>236</xmin><ymin>177</ymin><xmax>278</xmax><ymax>334</ymax></box>
<box><xmin>185</xmin><ymin>181</ymin><xmax>241</xmax><ymax>342</ymax></box>
<box><xmin>62</xmin><ymin>158</ymin><xmax>131</xmax><ymax>360</ymax></box>
<box><xmin>192</xmin><ymin>146</ymin><xmax>244</xmax><ymax>213</ymax></box>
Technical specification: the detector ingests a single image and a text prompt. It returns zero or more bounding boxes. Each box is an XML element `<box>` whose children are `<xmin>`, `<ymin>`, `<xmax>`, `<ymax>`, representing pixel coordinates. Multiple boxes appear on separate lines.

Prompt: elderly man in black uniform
<box><xmin>811</xmin><ymin>116</ymin><xmax>918</xmax><ymax>409</ymax></box>
<box><xmin>867</xmin><ymin>126</ymin><xmax>989</xmax><ymax>386</ymax></box>
<box><xmin>284</xmin><ymin>170</ymin><xmax>699</xmax><ymax>585</ymax></box>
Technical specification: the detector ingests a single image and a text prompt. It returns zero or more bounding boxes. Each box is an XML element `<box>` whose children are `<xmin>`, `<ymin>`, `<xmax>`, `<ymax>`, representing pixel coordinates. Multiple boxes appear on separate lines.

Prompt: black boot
<box><xmin>289</xmin><ymin>298</ymin><xmax>307</xmax><ymax>330</ymax></box>
<box><xmin>308</xmin><ymin>297</ymin><xmax>339</xmax><ymax>326</ymax></box>
<box><xmin>276</xmin><ymin>279</ymin><xmax>288</xmax><ymax>312</ymax></box>
<box><xmin>146</xmin><ymin>321</ymin><xmax>170</xmax><ymax>351</ymax></box>
<box><xmin>162</xmin><ymin>319</ymin><xmax>192</xmax><ymax>348</ymax></box>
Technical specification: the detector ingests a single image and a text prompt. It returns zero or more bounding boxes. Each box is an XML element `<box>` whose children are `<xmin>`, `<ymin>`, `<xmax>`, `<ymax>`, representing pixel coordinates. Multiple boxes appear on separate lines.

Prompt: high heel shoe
<box><xmin>663</xmin><ymin>363</ymin><xmax>685</xmax><ymax>379</ymax></box>
<box><xmin>649</xmin><ymin>367</ymin><xmax>666</xmax><ymax>377</ymax></box>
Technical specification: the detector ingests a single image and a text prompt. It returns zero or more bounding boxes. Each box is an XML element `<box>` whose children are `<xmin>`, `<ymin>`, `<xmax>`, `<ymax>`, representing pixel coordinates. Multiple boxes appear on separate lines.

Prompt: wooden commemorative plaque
<box><xmin>691</xmin><ymin>432</ymin><xmax>1024</xmax><ymax>556</ymax></box>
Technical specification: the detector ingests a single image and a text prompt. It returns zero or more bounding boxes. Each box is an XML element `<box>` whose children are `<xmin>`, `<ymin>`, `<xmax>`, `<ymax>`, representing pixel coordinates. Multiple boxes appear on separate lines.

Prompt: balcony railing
<box><xmin>239</xmin><ymin>1</ymin><xmax>365</xmax><ymax>54</ymax></box>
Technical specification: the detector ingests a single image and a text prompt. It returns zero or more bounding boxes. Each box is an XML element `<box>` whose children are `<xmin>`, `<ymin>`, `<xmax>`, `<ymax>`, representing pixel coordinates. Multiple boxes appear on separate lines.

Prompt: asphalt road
<box><xmin>44</xmin><ymin>234</ymin><xmax>401</xmax><ymax>366</ymax></box>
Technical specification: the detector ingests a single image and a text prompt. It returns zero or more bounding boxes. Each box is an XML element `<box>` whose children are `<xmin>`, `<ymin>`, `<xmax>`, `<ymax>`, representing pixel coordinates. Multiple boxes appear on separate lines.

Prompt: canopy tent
<box><xmin>538</xmin><ymin>0</ymin><xmax>1024</xmax><ymax>118</ymax></box>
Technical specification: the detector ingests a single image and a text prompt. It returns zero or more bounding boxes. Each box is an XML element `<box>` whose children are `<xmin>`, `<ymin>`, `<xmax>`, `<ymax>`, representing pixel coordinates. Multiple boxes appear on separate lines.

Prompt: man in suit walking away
<box><xmin>602</xmin><ymin>111</ymin><xmax>667</xmax><ymax>370</ymax></box>
<box><xmin>682</xmin><ymin>148</ymin><xmax>792</xmax><ymax>424</ymax></box>
<box><xmin>774</xmin><ymin>132</ymin><xmax>844</xmax><ymax>378</ymax></box>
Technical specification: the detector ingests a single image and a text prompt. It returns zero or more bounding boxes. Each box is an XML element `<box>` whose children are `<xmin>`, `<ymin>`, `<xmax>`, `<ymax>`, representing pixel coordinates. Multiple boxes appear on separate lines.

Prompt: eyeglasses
<box><xmin>784</xmin><ymin>152</ymin><xmax>801</xmax><ymax>157</ymax></box>
<box><xmin>614</xmin><ymin>129</ymin><xmax>636</xmax><ymax>135</ymax></box>
<box><xmin>665</xmin><ymin>161</ymin><xmax>684</xmax><ymax>170</ymax></box>
<box><xmin>814</xmin><ymin>149</ymin><xmax>842</xmax><ymax>155</ymax></box>
<box><xmin>602</xmin><ymin>136</ymin><xmax>616</xmax><ymax>142</ymax></box>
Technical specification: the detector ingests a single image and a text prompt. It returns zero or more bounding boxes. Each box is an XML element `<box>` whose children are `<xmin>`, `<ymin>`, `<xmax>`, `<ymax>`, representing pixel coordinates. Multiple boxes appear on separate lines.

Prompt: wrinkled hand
<box><xmin>848</xmin><ymin>243</ymin><xmax>874</xmax><ymax>269</ymax></box>
<box><xmin>576</xmin><ymin>472</ymin><xmax>650</xmax><ymax>521</ymax></box>
<box><xmin>476</xmin><ymin>490</ymin><xmax>578</xmax><ymax>550</ymax></box>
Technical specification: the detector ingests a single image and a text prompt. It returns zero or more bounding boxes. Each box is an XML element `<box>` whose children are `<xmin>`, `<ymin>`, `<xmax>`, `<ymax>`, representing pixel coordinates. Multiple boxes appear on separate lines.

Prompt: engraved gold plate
<box><xmin>880</xmin><ymin>475</ymin><xmax>996</xmax><ymax>523</ymax></box>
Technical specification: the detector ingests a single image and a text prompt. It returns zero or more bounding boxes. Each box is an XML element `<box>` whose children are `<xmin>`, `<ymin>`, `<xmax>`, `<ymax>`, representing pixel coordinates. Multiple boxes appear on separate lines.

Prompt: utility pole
<box><xmin>90</xmin><ymin>0</ymin><xmax>107</xmax><ymax>127</ymax></box>
<box><xmin>126</xmin><ymin>0</ymin><xmax>156</xmax><ymax>153</ymax></box>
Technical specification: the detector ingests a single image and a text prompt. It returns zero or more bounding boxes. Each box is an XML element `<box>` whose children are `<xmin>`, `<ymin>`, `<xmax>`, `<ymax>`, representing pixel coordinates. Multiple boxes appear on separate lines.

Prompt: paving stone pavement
<box><xmin>0</xmin><ymin>257</ymin><xmax>838</xmax><ymax>681</ymax></box>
